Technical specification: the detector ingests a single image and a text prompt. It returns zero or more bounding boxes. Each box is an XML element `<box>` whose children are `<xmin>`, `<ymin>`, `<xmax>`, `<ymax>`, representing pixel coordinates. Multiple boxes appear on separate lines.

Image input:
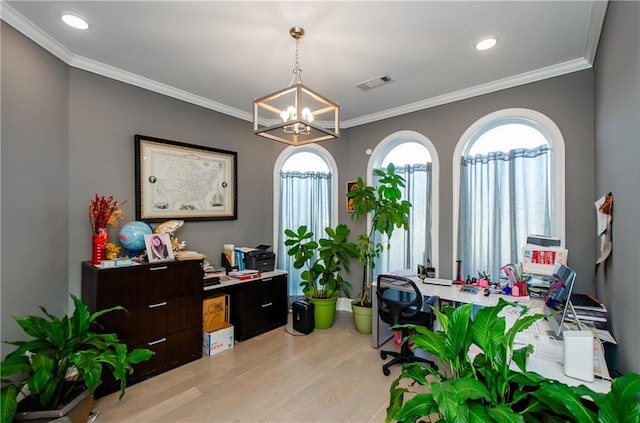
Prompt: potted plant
<box><xmin>1</xmin><ymin>294</ymin><xmax>154</xmax><ymax>423</ymax></box>
<box><xmin>347</xmin><ymin>163</ymin><xmax>412</xmax><ymax>333</ymax></box>
<box><xmin>284</xmin><ymin>224</ymin><xmax>359</xmax><ymax>329</ymax></box>
<box><xmin>386</xmin><ymin>298</ymin><xmax>640</xmax><ymax>422</ymax></box>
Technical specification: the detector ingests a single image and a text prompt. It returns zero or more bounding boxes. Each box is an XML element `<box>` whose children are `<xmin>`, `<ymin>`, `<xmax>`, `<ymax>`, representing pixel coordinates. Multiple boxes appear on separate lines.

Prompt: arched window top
<box><xmin>277</xmin><ymin>145</ymin><xmax>335</xmax><ymax>174</ymax></box>
<box><xmin>370</xmin><ymin>130</ymin><xmax>438</xmax><ymax>174</ymax></box>
<box><xmin>380</xmin><ymin>142</ymin><xmax>432</xmax><ymax>167</ymax></box>
<box><xmin>281</xmin><ymin>150</ymin><xmax>331</xmax><ymax>172</ymax></box>
<box><xmin>466</xmin><ymin>120</ymin><xmax>550</xmax><ymax>156</ymax></box>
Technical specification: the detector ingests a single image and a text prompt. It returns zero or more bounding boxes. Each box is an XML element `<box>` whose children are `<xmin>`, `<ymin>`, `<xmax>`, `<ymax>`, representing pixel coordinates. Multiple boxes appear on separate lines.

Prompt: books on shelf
<box><xmin>175</xmin><ymin>250</ymin><xmax>206</xmax><ymax>260</ymax></box>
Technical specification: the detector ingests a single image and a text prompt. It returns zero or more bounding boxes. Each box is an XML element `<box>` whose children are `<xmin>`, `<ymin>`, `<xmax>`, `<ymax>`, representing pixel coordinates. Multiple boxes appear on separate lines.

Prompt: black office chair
<box><xmin>377</xmin><ymin>274</ymin><xmax>439</xmax><ymax>376</ymax></box>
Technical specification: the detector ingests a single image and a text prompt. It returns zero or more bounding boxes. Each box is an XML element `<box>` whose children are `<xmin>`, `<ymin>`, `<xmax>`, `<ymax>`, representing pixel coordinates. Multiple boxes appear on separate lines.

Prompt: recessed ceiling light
<box><xmin>62</xmin><ymin>14</ymin><xmax>89</xmax><ymax>30</ymax></box>
<box><xmin>476</xmin><ymin>36</ymin><xmax>498</xmax><ymax>51</ymax></box>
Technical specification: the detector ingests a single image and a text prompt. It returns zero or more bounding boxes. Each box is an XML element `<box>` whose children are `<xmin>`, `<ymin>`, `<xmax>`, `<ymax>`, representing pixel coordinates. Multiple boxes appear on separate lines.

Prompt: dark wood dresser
<box><xmin>204</xmin><ymin>270</ymin><xmax>288</xmax><ymax>341</ymax></box>
<box><xmin>82</xmin><ymin>260</ymin><xmax>203</xmax><ymax>396</ymax></box>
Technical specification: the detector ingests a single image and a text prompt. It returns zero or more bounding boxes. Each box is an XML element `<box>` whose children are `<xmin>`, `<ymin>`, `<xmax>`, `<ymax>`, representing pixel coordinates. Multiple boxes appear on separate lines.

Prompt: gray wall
<box><xmin>1</xmin><ymin>23</ymin><xmax>69</xmax><ymax>356</ymax></box>
<box><xmin>343</xmin><ymin>71</ymin><xmax>596</xmax><ymax>296</ymax></box>
<box><xmin>2</xmin><ymin>6</ymin><xmax>637</xmax><ymax>375</ymax></box>
<box><xmin>594</xmin><ymin>0</ymin><xmax>640</xmax><ymax>374</ymax></box>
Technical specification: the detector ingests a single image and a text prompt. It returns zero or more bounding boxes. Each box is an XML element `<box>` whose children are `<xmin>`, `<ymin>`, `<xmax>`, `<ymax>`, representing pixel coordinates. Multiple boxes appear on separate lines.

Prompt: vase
<box><xmin>92</xmin><ymin>231</ymin><xmax>107</xmax><ymax>265</ymax></box>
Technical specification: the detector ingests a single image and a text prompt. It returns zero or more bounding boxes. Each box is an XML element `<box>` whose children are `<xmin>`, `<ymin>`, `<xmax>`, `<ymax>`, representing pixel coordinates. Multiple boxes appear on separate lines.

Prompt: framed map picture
<box><xmin>135</xmin><ymin>135</ymin><xmax>237</xmax><ymax>221</ymax></box>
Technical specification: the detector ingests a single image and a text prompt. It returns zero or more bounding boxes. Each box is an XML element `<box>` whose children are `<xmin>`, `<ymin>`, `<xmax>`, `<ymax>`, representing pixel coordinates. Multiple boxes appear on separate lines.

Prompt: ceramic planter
<box><xmin>351</xmin><ymin>301</ymin><xmax>373</xmax><ymax>334</ymax></box>
<box><xmin>307</xmin><ymin>295</ymin><xmax>338</xmax><ymax>329</ymax></box>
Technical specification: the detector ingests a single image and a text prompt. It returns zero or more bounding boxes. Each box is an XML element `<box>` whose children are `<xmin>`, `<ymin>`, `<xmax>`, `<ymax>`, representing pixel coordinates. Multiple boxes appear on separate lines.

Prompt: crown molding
<box><xmin>1</xmin><ymin>3</ymin><xmax>73</xmax><ymax>63</ymax></box>
<box><xmin>3</xmin><ymin>1</ymin><xmax>606</xmax><ymax>130</ymax></box>
<box><xmin>342</xmin><ymin>58</ymin><xmax>592</xmax><ymax>129</ymax></box>
<box><xmin>70</xmin><ymin>55</ymin><xmax>252</xmax><ymax>122</ymax></box>
<box><xmin>583</xmin><ymin>0</ymin><xmax>609</xmax><ymax>64</ymax></box>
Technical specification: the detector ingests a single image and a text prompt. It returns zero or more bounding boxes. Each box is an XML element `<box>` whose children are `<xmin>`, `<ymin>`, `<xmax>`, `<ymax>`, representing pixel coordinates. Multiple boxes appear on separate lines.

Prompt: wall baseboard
<box><xmin>337</xmin><ymin>297</ymin><xmax>353</xmax><ymax>312</ymax></box>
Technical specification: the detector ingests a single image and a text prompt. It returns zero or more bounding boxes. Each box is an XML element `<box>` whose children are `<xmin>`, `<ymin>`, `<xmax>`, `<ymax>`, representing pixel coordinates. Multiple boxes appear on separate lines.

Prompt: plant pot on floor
<box><xmin>13</xmin><ymin>387</ymin><xmax>94</xmax><ymax>423</ymax></box>
<box><xmin>307</xmin><ymin>295</ymin><xmax>339</xmax><ymax>329</ymax></box>
<box><xmin>351</xmin><ymin>301</ymin><xmax>373</xmax><ymax>334</ymax></box>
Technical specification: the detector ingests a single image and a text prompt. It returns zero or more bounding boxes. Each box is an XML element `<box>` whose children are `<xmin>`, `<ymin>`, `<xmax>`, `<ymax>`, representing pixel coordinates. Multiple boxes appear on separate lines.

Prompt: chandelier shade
<box><xmin>253</xmin><ymin>27</ymin><xmax>340</xmax><ymax>145</ymax></box>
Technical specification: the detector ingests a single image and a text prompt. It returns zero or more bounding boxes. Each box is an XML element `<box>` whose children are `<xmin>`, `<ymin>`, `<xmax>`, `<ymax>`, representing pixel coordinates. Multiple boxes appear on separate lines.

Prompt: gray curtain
<box><xmin>277</xmin><ymin>171</ymin><xmax>333</xmax><ymax>300</ymax></box>
<box><xmin>458</xmin><ymin>145</ymin><xmax>551</xmax><ymax>282</ymax></box>
<box><xmin>375</xmin><ymin>163</ymin><xmax>432</xmax><ymax>276</ymax></box>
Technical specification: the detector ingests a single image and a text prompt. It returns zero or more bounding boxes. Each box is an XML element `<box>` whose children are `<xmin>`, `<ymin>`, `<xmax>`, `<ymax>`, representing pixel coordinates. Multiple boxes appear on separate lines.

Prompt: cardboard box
<box><xmin>203</xmin><ymin>294</ymin><xmax>230</xmax><ymax>332</ymax></box>
<box><xmin>203</xmin><ymin>323</ymin><xmax>234</xmax><ymax>356</ymax></box>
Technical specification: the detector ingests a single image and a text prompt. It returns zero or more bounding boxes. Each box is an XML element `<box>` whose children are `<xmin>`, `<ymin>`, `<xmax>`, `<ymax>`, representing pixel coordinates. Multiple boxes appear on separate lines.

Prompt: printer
<box><xmin>244</xmin><ymin>245</ymin><xmax>276</xmax><ymax>272</ymax></box>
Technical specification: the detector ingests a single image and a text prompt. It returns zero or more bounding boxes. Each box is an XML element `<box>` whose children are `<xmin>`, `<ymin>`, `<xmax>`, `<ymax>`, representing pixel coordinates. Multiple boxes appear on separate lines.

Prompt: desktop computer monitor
<box><xmin>543</xmin><ymin>263</ymin><xmax>577</xmax><ymax>338</ymax></box>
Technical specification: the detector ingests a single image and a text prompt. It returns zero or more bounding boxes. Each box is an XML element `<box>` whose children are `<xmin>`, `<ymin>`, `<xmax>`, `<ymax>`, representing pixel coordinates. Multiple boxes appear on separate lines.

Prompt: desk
<box><xmin>372</xmin><ymin>276</ymin><xmax>612</xmax><ymax>393</ymax></box>
<box><xmin>372</xmin><ymin>277</ymin><xmax>542</xmax><ymax>348</ymax></box>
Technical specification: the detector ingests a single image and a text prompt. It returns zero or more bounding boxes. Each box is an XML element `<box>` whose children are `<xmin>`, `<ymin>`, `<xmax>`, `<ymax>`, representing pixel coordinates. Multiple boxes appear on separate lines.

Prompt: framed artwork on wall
<box><xmin>145</xmin><ymin>233</ymin><xmax>174</xmax><ymax>263</ymax></box>
<box><xmin>135</xmin><ymin>135</ymin><xmax>237</xmax><ymax>221</ymax></box>
<box><xmin>346</xmin><ymin>181</ymin><xmax>357</xmax><ymax>213</ymax></box>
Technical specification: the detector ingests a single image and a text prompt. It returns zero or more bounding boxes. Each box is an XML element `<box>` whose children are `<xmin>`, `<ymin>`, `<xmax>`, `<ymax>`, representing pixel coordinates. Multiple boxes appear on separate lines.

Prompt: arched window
<box><xmin>453</xmin><ymin>108</ymin><xmax>565</xmax><ymax>282</ymax></box>
<box><xmin>369</xmin><ymin>130</ymin><xmax>439</xmax><ymax>276</ymax></box>
<box><xmin>274</xmin><ymin>145</ymin><xmax>338</xmax><ymax>300</ymax></box>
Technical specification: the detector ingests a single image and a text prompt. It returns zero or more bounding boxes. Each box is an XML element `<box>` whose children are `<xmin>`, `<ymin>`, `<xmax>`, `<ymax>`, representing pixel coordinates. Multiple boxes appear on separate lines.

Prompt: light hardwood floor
<box><xmin>93</xmin><ymin>311</ymin><xmax>407</xmax><ymax>423</ymax></box>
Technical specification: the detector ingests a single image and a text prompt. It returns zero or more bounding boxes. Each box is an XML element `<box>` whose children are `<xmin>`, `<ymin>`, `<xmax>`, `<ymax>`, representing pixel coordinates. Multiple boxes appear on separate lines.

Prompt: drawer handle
<box><xmin>148</xmin><ymin>338</ymin><xmax>167</xmax><ymax>346</ymax></box>
<box><xmin>261</xmin><ymin>302</ymin><xmax>273</xmax><ymax>308</ymax></box>
<box><xmin>148</xmin><ymin>301</ymin><xmax>168</xmax><ymax>309</ymax></box>
<box><xmin>261</xmin><ymin>277</ymin><xmax>273</xmax><ymax>282</ymax></box>
<box><xmin>150</xmin><ymin>266</ymin><xmax>168</xmax><ymax>271</ymax></box>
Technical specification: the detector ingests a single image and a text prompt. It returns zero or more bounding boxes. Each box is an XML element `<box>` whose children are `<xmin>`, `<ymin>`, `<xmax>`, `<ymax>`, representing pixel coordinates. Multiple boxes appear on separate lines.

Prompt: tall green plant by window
<box><xmin>347</xmin><ymin>163</ymin><xmax>412</xmax><ymax>305</ymax></box>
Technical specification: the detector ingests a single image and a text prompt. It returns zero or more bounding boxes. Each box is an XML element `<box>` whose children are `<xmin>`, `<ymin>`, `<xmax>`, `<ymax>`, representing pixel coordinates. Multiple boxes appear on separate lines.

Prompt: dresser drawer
<box><xmin>98</xmin><ymin>295</ymin><xmax>202</xmax><ymax>345</ymax></box>
<box><xmin>131</xmin><ymin>327</ymin><xmax>202</xmax><ymax>379</ymax></box>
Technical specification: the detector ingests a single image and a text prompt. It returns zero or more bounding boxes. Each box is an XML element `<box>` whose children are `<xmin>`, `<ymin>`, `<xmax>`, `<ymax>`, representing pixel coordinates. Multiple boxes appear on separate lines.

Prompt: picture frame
<box><xmin>135</xmin><ymin>135</ymin><xmax>237</xmax><ymax>221</ymax></box>
<box><xmin>144</xmin><ymin>233</ymin><xmax>175</xmax><ymax>263</ymax></box>
<box><xmin>346</xmin><ymin>181</ymin><xmax>357</xmax><ymax>213</ymax></box>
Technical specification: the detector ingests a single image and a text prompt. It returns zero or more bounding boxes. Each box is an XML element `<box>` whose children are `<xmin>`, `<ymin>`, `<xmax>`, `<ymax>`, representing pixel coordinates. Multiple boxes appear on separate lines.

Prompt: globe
<box><xmin>118</xmin><ymin>221</ymin><xmax>152</xmax><ymax>256</ymax></box>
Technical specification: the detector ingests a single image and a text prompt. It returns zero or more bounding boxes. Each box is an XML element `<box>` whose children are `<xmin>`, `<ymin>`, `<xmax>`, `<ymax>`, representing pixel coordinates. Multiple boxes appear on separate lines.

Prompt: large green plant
<box><xmin>0</xmin><ymin>294</ymin><xmax>154</xmax><ymax>423</ymax></box>
<box><xmin>386</xmin><ymin>298</ymin><xmax>640</xmax><ymax>422</ymax></box>
<box><xmin>284</xmin><ymin>224</ymin><xmax>359</xmax><ymax>299</ymax></box>
<box><xmin>347</xmin><ymin>163</ymin><xmax>412</xmax><ymax>306</ymax></box>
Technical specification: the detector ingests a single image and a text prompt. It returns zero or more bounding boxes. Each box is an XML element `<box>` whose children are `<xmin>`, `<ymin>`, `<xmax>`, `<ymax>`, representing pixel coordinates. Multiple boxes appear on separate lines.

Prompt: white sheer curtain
<box><xmin>277</xmin><ymin>171</ymin><xmax>333</xmax><ymax>299</ymax></box>
<box><xmin>375</xmin><ymin>163</ymin><xmax>432</xmax><ymax>275</ymax></box>
<box><xmin>458</xmin><ymin>145</ymin><xmax>551</xmax><ymax>281</ymax></box>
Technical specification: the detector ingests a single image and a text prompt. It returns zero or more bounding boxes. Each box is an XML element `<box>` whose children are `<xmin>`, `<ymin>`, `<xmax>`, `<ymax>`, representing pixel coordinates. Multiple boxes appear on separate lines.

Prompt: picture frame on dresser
<box><xmin>145</xmin><ymin>233</ymin><xmax>174</xmax><ymax>262</ymax></box>
<box><xmin>135</xmin><ymin>134</ymin><xmax>238</xmax><ymax>221</ymax></box>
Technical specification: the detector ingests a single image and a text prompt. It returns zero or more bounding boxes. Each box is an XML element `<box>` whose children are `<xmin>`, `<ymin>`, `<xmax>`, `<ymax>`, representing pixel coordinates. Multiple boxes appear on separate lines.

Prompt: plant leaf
<box><xmin>597</xmin><ymin>372</ymin><xmax>640</xmax><ymax>423</ymax></box>
<box><xmin>486</xmin><ymin>403</ymin><xmax>525</xmax><ymax>423</ymax></box>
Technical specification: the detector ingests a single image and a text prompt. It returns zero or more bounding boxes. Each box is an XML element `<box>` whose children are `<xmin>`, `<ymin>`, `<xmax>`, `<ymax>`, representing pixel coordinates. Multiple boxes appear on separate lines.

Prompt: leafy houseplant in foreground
<box><xmin>347</xmin><ymin>163</ymin><xmax>412</xmax><ymax>307</ymax></box>
<box><xmin>386</xmin><ymin>298</ymin><xmax>640</xmax><ymax>422</ymax></box>
<box><xmin>0</xmin><ymin>294</ymin><xmax>154</xmax><ymax>423</ymax></box>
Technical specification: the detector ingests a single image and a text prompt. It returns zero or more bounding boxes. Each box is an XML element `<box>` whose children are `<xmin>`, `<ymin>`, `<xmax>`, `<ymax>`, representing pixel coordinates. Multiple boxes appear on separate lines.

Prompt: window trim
<box><xmin>368</xmin><ymin>130</ymin><xmax>440</xmax><ymax>276</ymax></box>
<box><xmin>452</xmin><ymin>108</ymin><xmax>566</xmax><ymax>277</ymax></box>
<box><xmin>273</xmin><ymin>144</ymin><xmax>339</xmax><ymax>255</ymax></box>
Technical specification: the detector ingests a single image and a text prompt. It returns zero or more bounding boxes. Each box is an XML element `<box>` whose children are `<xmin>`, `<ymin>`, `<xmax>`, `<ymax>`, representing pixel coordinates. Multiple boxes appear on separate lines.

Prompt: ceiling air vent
<box><xmin>356</xmin><ymin>74</ymin><xmax>393</xmax><ymax>91</ymax></box>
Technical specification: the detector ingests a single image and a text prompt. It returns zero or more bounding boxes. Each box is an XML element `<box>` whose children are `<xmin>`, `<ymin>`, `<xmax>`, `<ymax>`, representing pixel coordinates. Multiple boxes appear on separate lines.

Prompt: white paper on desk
<box><xmin>593</xmin><ymin>328</ymin><xmax>617</xmax><ymax>344</ymax></box>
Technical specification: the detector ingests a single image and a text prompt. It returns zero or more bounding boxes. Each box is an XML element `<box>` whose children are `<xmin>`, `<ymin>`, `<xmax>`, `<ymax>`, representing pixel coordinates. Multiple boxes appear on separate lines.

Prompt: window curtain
<box><xmin>277</xmin><ymin>171</ymin><xmax>333</xmax><ymax>301</ymax></box>
<box><xmin>458</xmin><ymin>145</ymin><xmax>551</xmax><ymax>282</ymax></box>
<box><xmin>374</xmin><ymin>163</ymin><xmax>432</xmax><ymax>276</ymax></box>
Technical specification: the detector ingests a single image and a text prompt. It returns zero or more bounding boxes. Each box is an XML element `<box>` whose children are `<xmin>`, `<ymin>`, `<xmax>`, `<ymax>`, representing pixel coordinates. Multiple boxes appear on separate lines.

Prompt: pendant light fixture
<box><xmin>253</xmin><ymin>27</ymin><xmax>339</xmax><ymax>145</ymax></box>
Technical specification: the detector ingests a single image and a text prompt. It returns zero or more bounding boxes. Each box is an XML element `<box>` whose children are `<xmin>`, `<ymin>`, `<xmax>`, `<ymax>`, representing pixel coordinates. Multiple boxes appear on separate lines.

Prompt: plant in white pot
<box><xmin>347</xmin><ymin>163</ymin><xmax>412</xmax><ymax>333</ymax></box>
<box><xmin>0</xmin><ymin>294</ymin><xmax>154</xmax><ymax>423</ymax></box>
<box><xmin>284</xmin><ymin>224</ymin><xmax>359</xmax><ymax>329</ymax></box>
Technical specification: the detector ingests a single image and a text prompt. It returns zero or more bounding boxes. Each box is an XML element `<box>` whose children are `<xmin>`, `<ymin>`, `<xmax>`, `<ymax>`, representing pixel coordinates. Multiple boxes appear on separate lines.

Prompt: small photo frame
<box><xmin>346</xmin><ymin>181</ymin><xmax>357</xmax><ymax>213</ymax></box>
<box><xmin>145</xmin><ymin>233</ymin><xmax>174</xmax><ymax>262</ymax></box>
